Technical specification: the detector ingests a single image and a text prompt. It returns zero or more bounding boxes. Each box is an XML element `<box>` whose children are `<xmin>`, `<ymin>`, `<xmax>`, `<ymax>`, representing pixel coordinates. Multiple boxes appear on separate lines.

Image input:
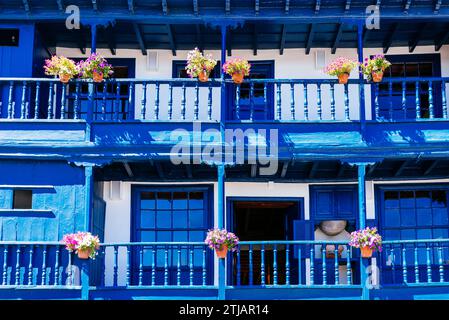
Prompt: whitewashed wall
<box><xmin>57</xmin><ymin>46</ymin><xmax>449</xmax><ymax>122</ymax></box>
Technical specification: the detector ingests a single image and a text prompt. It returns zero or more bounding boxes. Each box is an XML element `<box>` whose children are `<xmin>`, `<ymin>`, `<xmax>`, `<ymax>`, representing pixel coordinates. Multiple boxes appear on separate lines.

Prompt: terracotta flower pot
<box><xmin>360</xmin><ymin>246</ymin><xmax>373</xmax><ymax>258</ymax></box>
<box><xmin>59</xmin><ymin>73</ymin><xmax>71</xmax><ymax>84</ymax></box>
<box><xmin>215</xmin><ymin>245</ymin><xmax>228</xmax><ymax>259</ymax></box>
<box><xmin>338</xmin><ymin>73</ymin><xmax>350</xmax><ymax>85</ymax></box>
<box><xmin>198</xmin><ymin>71</ymin><xmax>209</xmax><ymax>82</ymax></box>
<box><xmin>77</xmin><ymin>249</ymin><xmax>91</xmax><ymax>259</ymax></box>
<box><xmin>93</xmin><ymin>71</ymin><xmax>104</xmax><ymax>83</ymax></box>
<box><xmin>372</xmin><ymin>71</ymin><xmax>384</xmax><ymax>83</ymax></box>
<box><xmin>232</xmin><ymin>72</ymin><xmax>244</xmax><ymax>84</ymax></box>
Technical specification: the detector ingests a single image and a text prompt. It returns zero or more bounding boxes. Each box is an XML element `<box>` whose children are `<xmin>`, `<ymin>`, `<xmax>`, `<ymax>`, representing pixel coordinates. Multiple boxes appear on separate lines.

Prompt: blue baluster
<box><xmin>273</xmin><ymin>245</ymin><xmax>278</xmax><ymax>286</ymax></box>
<box><xmin>128</xmin><ymin>82</ymin><xmax>134</xmax><ymax>120</ymax></box>
<box><xmin>426</xmin><ymin>244</ymin><xmax>432</xmax><ymax>283</ymax></box>
<box><xmin>151</xmin><ymin>247</ymin><xmax>156</xmax><ymax>286</ymax></box>
<box><xmin>429</xmin><ymin>80</ymin><xmax>434</xmax><ymax>119</ymax></box>
<box><xmin>194</xmin><ymin>82</ymin><xmax>199</xmax><ymax>120</ymax></box>
<box><xmin>261</xmin><ymin>244</ymin><xmax>265</xmax><ymax>286</ymax></box>
<box><xmin>140</xmin><ymin>82</ymin><xmax>147</xmax><ymax>119</ymax></box>
<box><xmin>374</xmin><ymin>83</ymin><xmax>380</xmax><ymax>120</ymax></box>
<box><xmin>15</xmin><ymin>246</ymin><xmax>20</xmax><ymax>285</ymax></box>
<box><xmin>202</xmin><ymin>248</ymin><xmax>206</xmax><ymax>286</ymax></box>
<box><xmin>414</xmin><ymin>246</ymin><xmax>419</xmax><ymax>283</ymax></box>
<box><xmin>236</xmin><ymin>249</ymin><xmax>241</xmax><ymax>286</ymax></box>
<box><xmin>402</xmin><ymin>245</ymin><xmax>407</xmax><ymax>284</ymax></box>
<box><xmin>388</xmin><ymin>81</ymin><xmax>393</xmax><ymax>120</ymax></box>
<box><xmin>330</xmin><ymin>83</ymin><xmax>336</xmax><ymax>120</ymax></box>
<box><xmin>126</xmin><ymin>246</ymin><xmax>131</xmax><ymax>286</ymax></box>
<box><xmin>177</xmin><ymin>246</ymin><xmax>181</xmax><ymax>286</ymax></box>
<box><xmin>164</xmin><ymin>246</ymin><xmax>169</xmax><ymax>286</ymax></box>
<box><xmin>235</xmin><ymin>85</ymin><xmax>240</xmax><ymax>120</ymax></box>
<box><xmin>276</xmin><ymin>82</ymin><xmax>281</xmax><ymax>120</ymax></box>
<box><xmin>101</xmin><ymin>247</ymin><xmax>106</xmax><ymax>287</ymax></box>
<box><xmin>290</xmin><ymin>83</ymin><xmax>295</xmax><ymax>120</ymax></box>
<box><xmin>47</xmin><ymin>82</ymin><xmax>54</xmax><ymax>119</ymax></box>
<box><xmin>303</xmin><ymin>83</ymin><xmax>309</xmax><ymax>121</ymax></box>
<box><xmin>60</xmin><ymin>84</ymin><xmax>67</xmax><ymax>119</ymax></box>
<box><xmin>154</xmin><ymin>82</ymin><xmax>160</xmax><ymax>120</ymax></box>
<box><xmin>441</xmin><ymin>80</ymin><xmax>448</xmax><ymax>119</ymax></box>
<box><xmin>54</xmin><ymin>246</ymin><xmax>60</xmax><ymax>286</ymax></box>
<box><xmin>113</xmin><ymin>245</ymin><xmax>118</xmax><ymax>287</ymax></box>
<box><xmin>346</xmin><ymin>246</ymin><xmax>351</xmax><ymax>285</ymax></box>
<box><xmin>310</xmin><ymin>246</ymin><xmax>314</xmax><ymax>285</ymax></box>
<box><xmin>74</xmin><ymin>82</ymin><xmax>80</xmax><ymax>119</ymax></box>
<box><xmin>415</xmin><ymin>81</ymin><xmax>421</xmax><ymax>119</ymax></box>
<box><xmin>207</xmin><ymin>84</ymin><xmax>212</xmax><ymax>120</ymax></box>
<box><xmin>189</xmin><ymin>247</ymin><xmax>193</xmax><ymax>286</ymax></box>
<box><xmin>139</xmin><ymin>246</ymin><xmax>143</xmax><ymax>286</ymax></box>
<box><xmin>285</xmin><ymin>244</ymin><xmax>290</xmax><ymax>285</ymax></box>
<box><xmin>321</xmin><ymin>245</ymin><xmax>326</xmax><ymax>285</ymax></box>
<box><xmin>317</xmin><ymin>83</ymin><xmax>322</xmax><ymax>120</ymax></box>
<box><xmin>402</xmin><ymin>81</ymin><xmax>407</xmax><ymax>120</ymax></box>
<box><xmin>34</xmin><ymin>82</ymin><xmax>41</xmax><ymax>119</ymax></box>
<box><xmin>7</xmin><ymin>81</ymin><xmax>14</xmax><ymax>119</ymax></box>
<box><xmin>263</xmin><ymin>83</ymin><xmax>268</xmax><ymax>120</ymax></box>
<box><xmin>115</xmin><ymin>82</ymin><xmax>121</xmax><ymax>120</ymax></box>
<box><xmin>181</xmin><ymin>82</ymin><xmax>186</xmax><ymax>120</ymax></box>
<box><xmin>249</xmin><ymin>244</ymin><xmax>253</xmax><ymax>286</ymax></box>
<box><xmin>20</xmin><ymin>81</ymin><xmax>27</xmax><ymax>119</ymax></box>
<box><xmin>67</xmin><ymin>251</ymin><xmax>73</xmax><ymax>286</ymax></box>
<box><xmin>28</xmin><ymin>246</ymin><xmax>33</xmax><ymax>285</ymax></box>
<box><xmin>390</xmin><ymin>246</ymin><xmax>396</xmax><ymax>284</ymax></box>
<box><xmin>344</xmin><ymin>83</ymin><xmax>349</xmax><ymax>121</ymax></box>
<box><xmin>298</xmin><ymin>247</ymin><xmax>302</xmax><ymax>285</ymax></box>
<box><xmin>250</xmin><ymin>82</ymin><xmax>255</xmax><ymax>121</ymax></box>
<box><xmin>438</xmin><ymin>246</ymin><xmax>444</xmax><ymax>283</ymax></box>
<box><xmin>2</xmin><ymin>246</ymin><xmax>7</xmax><ymax>285</ymax></box>
<box><xmin>42</xmin><ymin>245</ymin><xmax>47</xmax><ymax>285</ymax></box>
<box><xmin>168</xmin><ymin>83</ymin><xmax>173</xmax><ymax>120</ymax></box>
<box><xmin>334</xmin><ymin>247</ymin><xmax>339</xmax><ymax>285</ymax></box>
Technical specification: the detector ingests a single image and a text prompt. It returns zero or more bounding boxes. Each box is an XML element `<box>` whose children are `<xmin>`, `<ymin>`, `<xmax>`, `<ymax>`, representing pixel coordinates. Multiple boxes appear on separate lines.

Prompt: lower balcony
<box><xmin>0</xmin><ymin>239</ymin><xmax>448</xmax><ymax>300</ymax></box>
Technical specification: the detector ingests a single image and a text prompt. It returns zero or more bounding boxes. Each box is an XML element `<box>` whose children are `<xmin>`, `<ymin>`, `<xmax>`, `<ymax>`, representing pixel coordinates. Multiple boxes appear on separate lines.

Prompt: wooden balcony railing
<box><xmin>1</xmin><ymin>77</ymin><xmax>448</xmax><ymax>123</ymax></box>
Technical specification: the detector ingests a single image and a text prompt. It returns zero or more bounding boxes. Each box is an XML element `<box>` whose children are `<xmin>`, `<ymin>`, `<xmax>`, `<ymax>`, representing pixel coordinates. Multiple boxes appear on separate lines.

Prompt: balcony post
<box><xmin>81</xmin><ymin>261</ymin><xmax>90</xmax><ymax>300</ymax></box>
<box><xmin>357</xmin><ymin>21</ymin><xmax>366</xmax><ymax>130</ymax></box>
<box><xmin>217</xmin><ymin>164</ymin><xmax>226</xmax><ymax>300</ymax></box>
<box><xmin>220</xmin><ymin>24</ymin><xmax>228</xmax><ymax>122</ymax></box>
<box><xmin>84</xmin><ymin>165</ymin><xmax>94</xmax><ymax>231</ymax></box>
<box><xmin>91</xmin><ymin>24</ymin><xmax>97</xmax><ymax>54</ymax></box>
<box><xmin>357</xmin><ymin>163</ymin><xmax>369</xmax><ymax>300</ymax></box>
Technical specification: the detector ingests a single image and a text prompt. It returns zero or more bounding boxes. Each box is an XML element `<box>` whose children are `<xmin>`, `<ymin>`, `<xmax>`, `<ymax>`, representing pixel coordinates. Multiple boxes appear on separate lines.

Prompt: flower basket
<box><xmin>78</xmin><ymin>53</ymin><xmax>113</xmax><ymax>81</ymax></box>
<box><xmin>223</xmin><ymin>58</ymin><xmax>251</xmax><ymax>84</ymax></box>
<box><xmin>44</xmin><ymin>56</ymin><xmax>78</xmax><ymax>83</ymax></box>
<box><xmin>186</xmin><ymin>48</ymin><xmax>217</xmax><ymax>82</ymax></box>
<box><xmin>62</xmin><ymin>232</ymin><xmax>100</xmax><ymax>260</ymax></box>
<box><xmin>205</xmin><ymin>228</ymin><xmax>239</xmax><ymax>259</ymax></box>
<box><xmin>349</xmin><ymin>227</ymin><xmax>382</xmax><ymax>259</ymax></box>
<box><xmin>93</xmin><ymin>71</ymin><xmax>104</xmax><ymax>83</ymax></box>
<box><xmin>77</xmin><ymin>249</ymin><xmax>91</xmax><ymax>259</ymax></box>
<box><xmin>338</xmin><ymin>73</ymin><xmax>350</xmax><ymax>84</ymax></box>
<box><xmin>372</xmin><ymin>70</ymin><xmax>384</xmax><ymax>83</ymax></box>
<box><xmin>361</xmin><ymin>55</ymin><xmax>391</xmax><ymax>82</ymax></box>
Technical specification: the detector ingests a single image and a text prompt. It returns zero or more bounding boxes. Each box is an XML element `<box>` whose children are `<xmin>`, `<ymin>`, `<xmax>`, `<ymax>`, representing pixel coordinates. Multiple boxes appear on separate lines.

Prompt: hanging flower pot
<box><xmin>93</xmin><ymin>71</ymin><xmax>104</xmax><ymax>83</ymax></box>
<box><xmin>338</xmin><ymin>73</ymin><xmax>350</xmax><ymax>84</ymax></box>
<box><xmin>215</xmin><ymin>245</ymin><xmax>228</xmax><ymax>259</ymax></box>
<box><xmin>198</xmin><ymin>70</ymin><xmax>209</xmax><ymax>82</ymax></box>
<box><xmin>232</xmin><ymin>72</ymin><xmax>245</xmax><ymax>84</ymax></box>
<box><xmin>372</xmin><ymin>70</ymin><xmax>384</xmax><ymax>83</ymax></box>
<box><xmin>360</xmin><ymin>246</ymin><xmax>373</xmax><ymax>258</ymax></box>
<box><xmin>77</xmin><ymin>249</ymin><xmax>91</xmax><ymax>259</ymax></box>
<box><xmin>58</xmin><ymin>73</ymin><xmax>72</xmax><ymax>84</ymax></box>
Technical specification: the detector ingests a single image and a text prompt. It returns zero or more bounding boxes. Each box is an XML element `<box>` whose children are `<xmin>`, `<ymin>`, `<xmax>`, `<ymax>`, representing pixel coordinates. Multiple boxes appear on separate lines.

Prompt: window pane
<box><xmin>189</xmin><ymin>231</ymin><xmax>204</xmax><ymax>242</ymax></box>
<box><xmin>417</xmin><ymin>228</ymin><xmax>432</xmax><ymax>240</ymax></box>
<box><xmin>400</xmin><ymin>208</ymin><xmax>416</xmax><ymax>227</ymax></box>
<box><xmin>173</xmin><ymin>210</ymin><xmax>188</xmax><ymax>228</ymax></box>
<box><xmin>141</xmin><ymin>231</ymin><xmax>155</xmax><ymax>242</ymax></box>
<box><xmin>415</xmin><ymin>191</ymin><xmax>431</xmax><ymax>208</ymax></box>
<box><xmin>157</xmin><ymin>192</ymin><xmax>172</xmax><ymax>210</ymax></box>
<box><xmin>384</xmin><ymin>208</ymin><xmax>400</xmax><ymax>227</ymax></box>
<box><xmin>432</xmin><ymin>190</ymin><xmax>447</xmax><ymax>208</ymax></box>
<box><xmin>140</xmin><ymin>210</ymin><xmax>155</xmax><ymax>228</ymax></box>
<box><xmin>173</xmin><ymin>192</ymin><xmax>188</xmax><ymax>209</ymax></box>
<box><xmin>13</xmin><ymin>190</ymin><xmax>32</xmax><ymax>209</ymax></box>
<box><xmin>433</xmin><ymin>208</ymin><xmax>449</xmax><ymax>226</ymax></box>
<box><xmin>156</xmin><ymin>211</ymin><xmax>172</xmax><ymax>228</ymax></box>
<box><xmin>141</xmin><ymin>192</ymin><xmax>155</xmax><ymax>209</ymax></box>
<box><xmin>189</xmin><ymin>192</ymin><xmax>204</xmax><ymax>209</ymax></box>
<box><xmin>385</xmin><ymin>191</ymin><xmax>399</xmax><ymax>208</ymax></box>
<box><xmin>189</xmin><ymin>210</ymin><xmax>205</xmax><ymax>228</ymax></box>
<box><xmin>416</xmin><ymin>208</ymin><xmax>432</xmax><ymax>227</ymax></box>
<box><xmin>400</xmin><ymin>191</ymin><xmax>415</xmax><ymax>208</ymax></box>
<box><xmin>400</xmin><ymin>229</ymin><xmax>415</xmax><ymax>240</ymax></box>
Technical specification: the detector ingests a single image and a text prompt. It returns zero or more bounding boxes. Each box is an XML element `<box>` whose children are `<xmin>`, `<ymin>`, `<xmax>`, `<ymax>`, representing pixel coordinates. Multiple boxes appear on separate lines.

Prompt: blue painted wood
<box><xmin>2</xmin><ymin>246</ymin><xmax>7</xmax><ymax>285</ymax></box>
<box><xmin>285</xmin><ymin>244</ymin><xmax>290</xmax><ymax>285</ymax></box>
<box><xmin>181</xmin><ymin>82</ymin><xmax>186</xmax><ymax>120</ymax></box>
<box><xmin>20</xmin><ymin>81</ymin><xmax>27</xmax><ymax>119</ymax></box>
<box><xmin>415</xmin><ymin>81</ymin><xmax>421</xmax><ymax>119</ymax></box>
<box><xmin>7</xmin><ymin>82</ymin><xmax>14</xmax><ymax>119</ymax></box>
<box><xmin>67</xmin><ymin>252</ymin><xmax>73</xmax><ymax>286</ymax></box>
<box><xmin>374</xmin><ymin>83</ymin><xmax>380</xmax><ymax>120</ymax></box>
<box><xmin>429</xmin><ymin>80</ymin><xmax>434</xmax><ymax>119</ymax></box>
<box><xmin>250</xmin><ymin>82</ymin><xmax>255</xmax><ymax>121</ymax></box>
<box><xmin>34</xmin><ymin>82</ymin><xmax>40</xmax><ymax>119</ymax></box>
<box><xmin>151</xmin><ymin>247</ymin><xmax>155</xmax><ymax>286</ymax></box>
<box><xmin>261</xmin><ymin>244</ymin><xmax>265</xmax><ymax>286</ymax></box>
<box><xmin>202</xmin><ymin>248</ymin><xmax>206</xmax><ymax>286</ymax></box>
<box><xmin>189</xmin><ymin>247</ymin><xmax>193</xmax><ymax>286</ymax></box>
<box><xmin>263</xmin><ymin>83</ymin><xmax>268</xmax><ymax>120</ymax></box>
<box><xmin>155</xmin><ymin>82</ymin><xmax>160</xmax><ymax>120</ymax></box>
<box><xmin>41</xmin><ymin>245</ymin><xmax>47</xmax><ymax>285</ymax></box>
<box><xmin>317</xmin><ymin>83</ymin><xmax>322</xmax><ymax>120</ymax></box>
<box><xmin>402</xmin><ymin>245</ymin><xmax>407</xmax><ymax>284</ymax></box>
<box><xmin>47</xmin><ymin>82</ymin><xmax>54</xmax><ymax>119</ymax></box>
<box><xmin>101</xmin><ymin>248</ymin><xmax>106</xmax><ymax>287</ymax></box>
<box><xmin>276</xmin><ymin>82</ymin><xmax>281</xmax><ymax>120</ymax></box>
<box><xmin>438</xmin><ymin>246</ymin><xmax>444</xmax><ymax>282</ymax></box>
<box><xmin>249</xmin><ymin>244</ymin><xmax>253</xmax><ymax>286</ymax></box>
<box><xmin>126</xmin><ymin>246</ymin><xmax>130</xmax><ymax>286</ymax></box>
<box><xmin>128</xmin><ymin>82</ymin><xmax>135</xmax><ymax>120</ymax></box>
<box><xmin>176</xmin><ymin>246</ymin><xmax>181</xmax><ymax>286</ymax></box>
<box><xmin>297</xmin><ymin>248</ymin><xmax>302</xmax><ymax>285</ymax></box>
<box><xmin>344</xmin><ymin>84</ymin><xmax>349</xmax><ymax>120</ymax></box>
<box><xmin>15</xmin><ymin>246</ymin><xmax>20</xmax><ymax>285</ymax></box>
<box><xmin>235</xmin><ymin>85</ymin><xmax>240</xmax><ymax>120</ymax></box>
<box><xmin>207</xmin><ymin>84</ymin><xmax>212</xmax><ymax>120</ymax></box>
<box><xmin>310</xmin><ymin>246</ymin><xmax>314</xmax><ymax>285</ymax></box>
<box><xmin>426</xmin><ymin>245</ymin><xmax>432</xmax><ymax>283</ymax></box>
<box><xmin>60</xmin><ymin>84</ymin><xmax>67</xmax><ymax>120</ymax></box>
<box><xmin>138</xmin><ymin>245</ymin><xmax>143</xmax><ymax>286</ymax></box>
<box><xmin>346</xmin><ymin>246</ymin><xmax>351</xmax><ymax>285</ymax></box>
<box><xmin>330</xmin><ymin>83</ymin><xmax>335</xmax><ymax>120</ymax></box>
<box><xmin>74</xmin><ymin>82</ymin><xmax>80</xmax><ymax>119</ymax></box>
<box><xmin>273</xmin><ymin>245</ymin><xmax>277</xmax><ymax>286</ymax></box>
<box><xmin>113</xmin><ymin>245</ymin><xmax>118</xmax><ymax>287</ymax></box>
<box><xmin>194</xmin><ymin>82</ymin><xmax>199</xmax><ymax>120</ymax></box>
<box><xmin>140</xmin><ymin>82</ymin><xmax>147</xmax><ymax>120</ymax></box>
<box><xmin>54</xmin><ymin>246</ymin><xmax>59</xmax><ymax>286</ymax></box>
<box><xmin>236</xmin><ymin>249</ymin><xmax>241</xmax><ymax>286</ymax></box>
<box><xmin>388</xmin><ymin>81</ymin><xmax>393</xmax><ymax>120</ymax></box>
<box><xmin>115</xmin><ymin>83</ymin><xmax>121</xmax><ymax>121</ymax></box>
<box><xmin>303</xmin><ymin>84</ymin><xmax>308</xmax><ymax>121</ymax></box>
<box><xmin>442</xmin><ymin>81</ymin><xmax>447</xmax><ymax>118</ymax></box>
<box><xmin>164</xmin><ymin>246</ymin><xmax>169</xmax><ymax>286</ymax></box>
<box><xmin>402</xmin><ymin>81</ymin><xmax>407</xmax><ymax>119</ymax></box>
<box><xmin>28</xmin><ymin>246</ymin><xmax>33</xmax><ymax>285</ymax></box>
<box><xmin>321</xmin><ymin>245</ymin><xmax>326</xmax><ymax>285</ymax></box>
<box><xmin>168</xmin><ymin>83</ymin><xmax>173</xmax><ymax>120</ymax></box>
<box><xmin>334</xmin><ymin>247</ymin><xmax>339</xmax><ymax>285</ymax></box>
<box><xmin>414</xmin><ymin>247</ymin><xmax>419</xmax><ymax>283</ymax></box>
<box><xmin>290</xmin><ymin>83</ymin><xmax>295</xmax><ymax>120</ymax></box>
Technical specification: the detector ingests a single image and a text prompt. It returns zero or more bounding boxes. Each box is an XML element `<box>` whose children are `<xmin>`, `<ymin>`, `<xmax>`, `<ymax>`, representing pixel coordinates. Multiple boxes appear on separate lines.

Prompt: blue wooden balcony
<box><xmin>0</xmin><ymin>239</ymin><xmax>448</xmax><ymax>300</ymax></box>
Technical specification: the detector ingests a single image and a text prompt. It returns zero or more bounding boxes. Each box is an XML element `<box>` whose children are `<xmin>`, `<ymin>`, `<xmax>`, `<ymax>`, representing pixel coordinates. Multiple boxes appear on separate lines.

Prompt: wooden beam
<box><xmin>186</xmin><ymin>165</ymin><xmax>193</xmax><ymax>179</ymax></box>
<box><xmin>394</xmin><ymin>160</ymin><xmax>410</xmax><ymax>177</ymax></box>
<box><xmin>128</xmin><ymin>0</ymin><xmax>135</xmax><ymax>14</ymax></box>
<box><xmin>435</xmin><ymin>25</ymin><xmax>449</xmax><ymax>51</ymax></box>
<box><xmin>253</xmin><ymin>24</ymin><xmax>258</xmax><ymax>56</ymax></box>
<box><xmin>305</xmin><ymin>24</ymin><xmax>315</xmax><ymax>55</ymax></box>
<box><xmin>404</xmin><ymin>0</ymin><xmax>412</xmax><ymax>14</ymax></box>
<box><xmin>193</xmin><ymin>0</ymin><xmax>199</xmax><ymax>15</ymax></box>
<box><xmin>337</xmin><ymin>163</ymin><xmax>346</xmax><ymax>178</ymax></box>
<box><xmin>409</xmin><ymin>22</ymin><xmax>429</xmax><ymax>53</ymax></box>
<box><xmin>367</xmin><ymin>163</ymin><xmax>378</xmax><ymax>177</ymax></box>
<box><xmin>22</xmin><ymin>0</ymin><xmax>30</xmax><ymax>14</ymax></box>
<box><xmin>424</xmin><ymin>160</ymin><xmax>439</xmax><ymax>175</ymax></box>
<box><xmin>308</xmin><ymin>162</ymin><xmax>319</xmax><ymax>179</ymax></box>
<box><xmin>383</xmin><ymin>23</ymin><xmax>398</xmax><ymax>54</ymax></box>
<box><xmin>132</xmin><ymin>23</ymin><xmax>147</xmax><ymax>55</ymax></box>
<box><xmin>251</xmin><ymin>164</ymin><xmax>257</xmax><ymax>178</ymax></box>
<box><xmin>280</xmin><ymin>161</ymin><xmax>289</xmax><ymax>178</ymax></box>
<box><xmin>285</xmin><ymin>0</ymin><xmax>290</xmax><ymax>14</ymax></box>
<box><xmin>166</xmin><ymin>24</ymin><xmax>177</xmax><ymax>56</ymax></box>
<box><xmin>162</xmin><ymin>0</ymin><xmax>168</xmax><ymax>15</ymax></box>
<box><xmin>280</xmin><ymin>24</ymin><xmax>287</xmax><ymax>55</ymax></box>
<box><xmin>122</xmin><ymin>161</ymin><xmax>134</xmax><ymax>178</ymax></box>
<box><xmin>155</xmin><ymin>162</ymin><xmax>165</xmax><ymax>179</ymax></box>
<box><xmin>332</xmin><ymin>23</ymin><xmax>344</xmax><ymax>54</ymax></box>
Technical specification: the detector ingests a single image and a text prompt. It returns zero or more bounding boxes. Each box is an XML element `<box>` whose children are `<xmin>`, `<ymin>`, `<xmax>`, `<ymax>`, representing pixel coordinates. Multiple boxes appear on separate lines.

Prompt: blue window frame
<box><xmin>131</xmin><ymin>185</ymin><xmax>213</xmax><ymax>285</ymax></box>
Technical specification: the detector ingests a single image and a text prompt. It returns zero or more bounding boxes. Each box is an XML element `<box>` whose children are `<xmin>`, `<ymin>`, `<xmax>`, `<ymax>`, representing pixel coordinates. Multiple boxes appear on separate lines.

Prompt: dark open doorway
<box><xmin>229</xmin><ymin>199</ymin><xmax>302</xmax><ymax>286</ymax></box>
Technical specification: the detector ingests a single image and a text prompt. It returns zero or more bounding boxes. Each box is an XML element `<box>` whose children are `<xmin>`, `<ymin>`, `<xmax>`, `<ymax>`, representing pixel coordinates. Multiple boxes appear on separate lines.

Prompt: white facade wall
<box><xmin>57</xmin><ymin>46</ymin><xmax>449</xmax><ymax>122</ymax></box>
